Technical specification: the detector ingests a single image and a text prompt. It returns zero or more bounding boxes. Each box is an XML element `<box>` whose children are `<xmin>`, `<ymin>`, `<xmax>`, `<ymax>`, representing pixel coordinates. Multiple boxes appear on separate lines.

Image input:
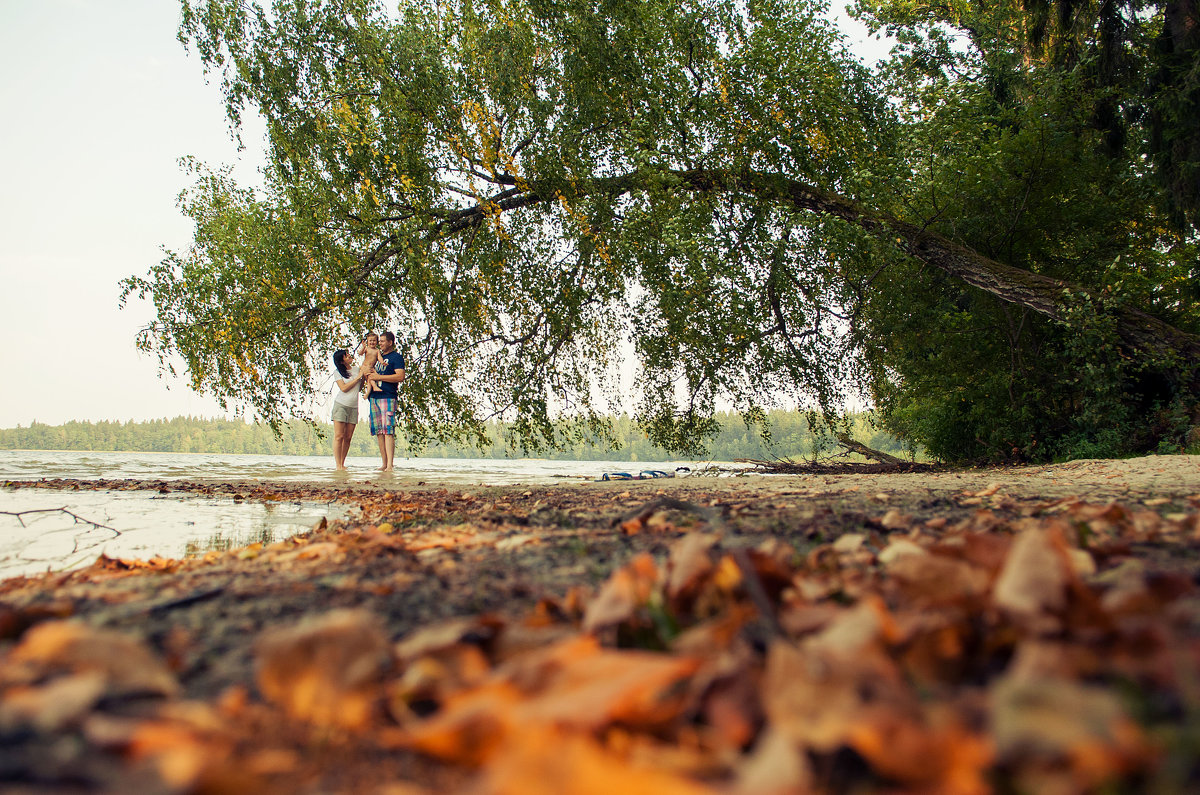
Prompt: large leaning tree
<box><xmin>123</xmin><ymin>0</ymin><xmax>1200</xmax><ymax>460</ymax></box>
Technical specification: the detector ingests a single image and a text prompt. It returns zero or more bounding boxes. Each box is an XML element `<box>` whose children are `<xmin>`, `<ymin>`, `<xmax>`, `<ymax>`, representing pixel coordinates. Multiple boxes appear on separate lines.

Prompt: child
<box><xmin>356</xmin><ymin>332</ymin><xmax>382</xmax><ymax>397</ymax></box>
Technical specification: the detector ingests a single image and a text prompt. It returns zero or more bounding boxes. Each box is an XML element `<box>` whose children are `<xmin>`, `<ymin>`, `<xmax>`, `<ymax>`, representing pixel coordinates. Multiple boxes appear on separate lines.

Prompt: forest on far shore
<box><xmin>0</xmin><ymin>411</ymin><xmax>913</xmax><ymax>463</ymax></box>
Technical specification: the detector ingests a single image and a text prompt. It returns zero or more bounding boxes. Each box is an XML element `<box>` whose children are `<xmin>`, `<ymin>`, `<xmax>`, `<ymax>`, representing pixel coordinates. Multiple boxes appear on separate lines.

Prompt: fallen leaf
<box><xmin>731</xmin><ymin>727</ymin><xmax>813</xmax><ymax>795</ymax></box>
<box><xmin>878</xmin><ymin>538</ymin><xmax>928</xmax><ymax>565</ymax></box>
<box><xmin>256</xmin><ymin>609</ymin><xmax>391</xmax><ymax>729</ymax></box>
<box><xmin>474</xmin><ymin>726</ymin><xmax>713</xmax><ymax>795</ymax></box>
<box><xmin>6</xmin><ymin>620</ymin><xmax>179</xmax><ymax>698</ymax></box>
<box><xmin>832</xmin><ymin>533</ymin><xmax>866</xmax><ymax>553</ymax></box>
<box><xmin>583</xmin><ymin>553</ymin><xmax>659</xmax><ymax>633</ymax></box>
<box><xmin>887</xmin><ymin>553</ymin><xmax>990</xmax><ymax>606</ymax></box>
<box><xmin>395</xmin><ymin>616</ymin><xmax>503</xmax><ymax>663</ymax></box>
<box><xmin>0</xmin><ymin>671</ymin><xmax>106</xmax><ymax>733</ymax></box>
<box><xmin>666</xmin><ymin>533</ymin><xmax>718</xmax><ymax>603</ymax></box>
<box><xmin>992</xmin><ymin>527</ymin><xmax>1070</xmax><ymax>629</ymax></box>
<box><xmin>879</xmin><ymin>508</ymin><xmax>913</xmax><ymax>530</ymax></box>
<box><xmin>990</xmin><ymin>674</ymin><xmax>1151</xmax><ymax>785</ymax></box>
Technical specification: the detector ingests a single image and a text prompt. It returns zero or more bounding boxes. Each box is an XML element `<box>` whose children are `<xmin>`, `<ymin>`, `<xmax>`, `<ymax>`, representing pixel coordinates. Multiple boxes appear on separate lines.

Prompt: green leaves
<box><xmin>128</xmin><ymin>0</ymin><xmax>1200</xmax><ymax>457</ymax></box>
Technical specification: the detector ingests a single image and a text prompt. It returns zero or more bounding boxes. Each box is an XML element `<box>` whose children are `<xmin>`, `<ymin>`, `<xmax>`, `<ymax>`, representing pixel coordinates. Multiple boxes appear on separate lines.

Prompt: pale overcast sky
<box><xmin>0</xmin><ymin>0</ymin><xmax>263</xmax><ymax>427</ymax></box>
<box><xmin>0</xmin><ymin>0</ymin><xmax>888</xmax><ymax>429</ymax></box>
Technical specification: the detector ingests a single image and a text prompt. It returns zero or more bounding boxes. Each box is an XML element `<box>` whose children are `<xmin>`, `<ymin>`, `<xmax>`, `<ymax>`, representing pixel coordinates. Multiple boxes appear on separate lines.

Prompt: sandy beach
<box><xmin>2</xmin><ymin>455</ymin><xmax>1199</xmax><ymax>792</ymax></box>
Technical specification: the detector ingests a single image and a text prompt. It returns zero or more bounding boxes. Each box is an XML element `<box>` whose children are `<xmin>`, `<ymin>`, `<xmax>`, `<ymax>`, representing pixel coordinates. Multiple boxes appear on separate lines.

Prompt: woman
<box><xmin>330</xmin><ymin>348</ymin><xmax>365</xmax><ymax>470</ymax></box>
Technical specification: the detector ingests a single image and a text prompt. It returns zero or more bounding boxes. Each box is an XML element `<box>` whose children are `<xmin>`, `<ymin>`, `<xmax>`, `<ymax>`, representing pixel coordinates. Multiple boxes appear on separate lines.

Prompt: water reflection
<box><xmin>0</xmin><ymin>489</ymin><xmax>345</xmax><ymax>580</ymax></box>
<box><xmin>183</xmin><ymin>524</ymin><xmax>279</xmax><ymax>557</ymax></box>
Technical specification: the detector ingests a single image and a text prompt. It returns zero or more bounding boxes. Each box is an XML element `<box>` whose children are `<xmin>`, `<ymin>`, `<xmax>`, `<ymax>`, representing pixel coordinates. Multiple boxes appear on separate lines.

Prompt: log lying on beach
<box><xmin>736</xmin><ymin>437</ymin><xmax>933</xmax><ymax>474</ymax></box>
<box><xmin>835</xmin><ymin>435</ymin><xmax>905</xmax><ymax>465</ymax></box>
<box><xmin>736</xmin><ymin>458</ymin><xmax>936</xmax><ymax>474</ymax></box>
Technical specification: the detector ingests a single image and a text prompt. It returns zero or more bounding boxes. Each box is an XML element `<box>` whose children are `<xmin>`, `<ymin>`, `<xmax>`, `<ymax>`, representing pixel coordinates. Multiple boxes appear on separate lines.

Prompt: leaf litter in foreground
<box><xmin>1</xmin><ymin>491</ymin><xmax>1199</xmax><ymax>792</ymax></box>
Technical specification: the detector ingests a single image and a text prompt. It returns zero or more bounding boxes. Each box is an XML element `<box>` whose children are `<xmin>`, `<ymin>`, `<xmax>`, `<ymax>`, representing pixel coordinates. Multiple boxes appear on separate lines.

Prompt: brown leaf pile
<box><xmin>3</xmin><ymin>488</ymin><xmax>1200</xmax><ymax>793</ymax></box>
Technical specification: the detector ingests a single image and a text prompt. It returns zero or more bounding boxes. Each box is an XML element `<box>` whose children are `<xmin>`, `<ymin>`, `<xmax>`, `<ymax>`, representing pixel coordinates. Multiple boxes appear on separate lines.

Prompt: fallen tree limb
<box><xmin>735</xmin><ymin>457</ymin><xmax>938</xmax><ymax>475</ymax></box>
<box><xmin>835</xmin><ymin>435</ymin><xmax>905</xmax><ymax>465</ymax></box>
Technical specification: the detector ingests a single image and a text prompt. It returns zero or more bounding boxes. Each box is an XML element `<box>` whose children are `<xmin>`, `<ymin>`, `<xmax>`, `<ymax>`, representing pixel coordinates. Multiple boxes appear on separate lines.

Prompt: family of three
<box><xmin>330</xmin><ymin>330</ymin><xmax>405</xmax><ymax>471</ymax></box>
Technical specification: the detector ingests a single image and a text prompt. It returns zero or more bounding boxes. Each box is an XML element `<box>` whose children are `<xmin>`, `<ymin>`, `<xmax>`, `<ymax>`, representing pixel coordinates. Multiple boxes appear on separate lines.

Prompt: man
<box><xmin>365</xmin><ymin>331</ymin><xmax>406</xmax><ymax>471</ymax></box>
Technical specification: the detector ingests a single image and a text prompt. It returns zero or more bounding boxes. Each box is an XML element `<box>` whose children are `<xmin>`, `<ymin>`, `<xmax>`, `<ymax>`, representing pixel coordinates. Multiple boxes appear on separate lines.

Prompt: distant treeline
<box><xmin>0</xmin><ymin>411</ymin><xmax>914</xmax><ymax>462</ymax></box>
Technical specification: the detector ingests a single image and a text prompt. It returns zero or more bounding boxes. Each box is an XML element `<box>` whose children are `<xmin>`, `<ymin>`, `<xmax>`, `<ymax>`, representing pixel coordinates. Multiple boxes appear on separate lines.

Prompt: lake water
<box><xmin>0</xmin><ymin>449</ymin><xmax>699</xmax><ymax>486</ymax></box>
<box><xmin>0</xmin><ymin>450</ymin><xmax>710</xmax><ymax>579</ymax></box>
<box><xmin>0</xmin><ymin>489</ymin><xmax>347</xmax><ymax>580</ymax></box>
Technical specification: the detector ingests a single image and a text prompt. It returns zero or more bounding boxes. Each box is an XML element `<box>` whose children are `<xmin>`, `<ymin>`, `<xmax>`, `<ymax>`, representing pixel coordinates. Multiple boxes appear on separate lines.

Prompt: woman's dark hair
<box><xmin>333</xmin><ymin>349</ymin><xmax>350</xmax><ymax>379</ymax></box>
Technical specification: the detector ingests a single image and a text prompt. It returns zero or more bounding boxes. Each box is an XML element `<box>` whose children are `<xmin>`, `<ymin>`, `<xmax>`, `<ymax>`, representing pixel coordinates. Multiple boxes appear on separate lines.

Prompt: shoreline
<box><xmin>2</xmin><ymin>455</ymin><xmax>1199</xmax><ymax>791</ymax></box>
<box><xmin>4</xmin><ymin>452</ymin><xmax>1199</xmax><ymax>500</ymax></box>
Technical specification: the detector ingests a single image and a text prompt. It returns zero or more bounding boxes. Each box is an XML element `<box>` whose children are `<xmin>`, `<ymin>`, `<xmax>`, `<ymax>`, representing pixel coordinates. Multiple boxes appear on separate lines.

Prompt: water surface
<box><xmin>0</xmin><ymin>449</ymin><xmax>696</xmax><ymax>485</ymax></box>
<box><xmin>0</xmin><ymin>450</ymin><xmax>709</xmax><ymax>579</ymax></box>
<box><xmin>0</xmin><ymin>489</ymin><xmax>343</xmax><ymax>579</ymax></box>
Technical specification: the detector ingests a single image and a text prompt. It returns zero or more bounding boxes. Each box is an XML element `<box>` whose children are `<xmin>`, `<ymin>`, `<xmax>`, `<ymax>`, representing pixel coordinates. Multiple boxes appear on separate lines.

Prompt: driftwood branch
<box><xmin>736</xmin><ymin>436</ymin><xmax>936</xmax><ymax>474</ymax></box>
<box><xmin>834</xmin><ymin>435</ymin><xmax>904</xmax><ymax>465</ymax></box>
<box><xmin>1</xmin><ymin>507</ymin><xmax>122</xmax><ymax>558</ymax></box>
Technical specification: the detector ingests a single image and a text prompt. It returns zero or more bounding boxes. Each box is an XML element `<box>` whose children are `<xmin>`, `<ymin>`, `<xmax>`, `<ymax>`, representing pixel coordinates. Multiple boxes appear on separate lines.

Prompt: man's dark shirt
<box><xmin>368</xmin><ymin>350</ymin><xmax>405</xmax><ymax>399</ymax></box>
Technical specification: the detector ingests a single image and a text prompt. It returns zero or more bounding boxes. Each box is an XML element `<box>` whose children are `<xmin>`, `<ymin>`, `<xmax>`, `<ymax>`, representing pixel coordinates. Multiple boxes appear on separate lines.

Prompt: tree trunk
<box><xmin>673</xmin><ymin>168</ymin><xmax>1200</xmax><ymax>367</ymax></box>
<box><xmin>444</xmin><ymin>167</ymin><xmax>1200</xmax><ymax>368</ymax></box>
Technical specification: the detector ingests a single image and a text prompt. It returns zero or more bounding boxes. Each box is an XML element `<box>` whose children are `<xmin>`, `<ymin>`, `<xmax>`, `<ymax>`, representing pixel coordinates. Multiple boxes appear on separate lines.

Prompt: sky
<box><xmin>0</xmin><ymin>0</ymin><xmax>889</xmax><ymax>430</ymax></box>
<box><xmin>0</xmin><ymin>0</ymin><xmax>264</xmax><ymax>427</ymax></box>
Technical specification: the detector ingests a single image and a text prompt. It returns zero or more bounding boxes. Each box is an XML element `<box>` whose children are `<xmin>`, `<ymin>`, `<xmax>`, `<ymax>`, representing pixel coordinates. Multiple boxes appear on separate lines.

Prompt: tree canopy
<box><xmin>122</xmin><ymin>0</ymin><xmax>1200</xmax><ymax>461</ymax></box>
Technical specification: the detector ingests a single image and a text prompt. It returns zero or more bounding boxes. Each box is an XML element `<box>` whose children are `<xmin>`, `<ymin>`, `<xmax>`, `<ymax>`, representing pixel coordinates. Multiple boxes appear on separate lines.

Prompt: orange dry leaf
<box><xmin>805</xmin><ymin>594</ymin><xmax>899</xmax><ymax>658</ymax></box>
<box><xmin>472</xmin><ymin>726</ymin><xmax>714</xmax><ymax>795</ymax></box>
<box><xmin>5</xmin><ymin>620</ymin><xmax>179</xmax><ymax>698</ymax></box>
<box><xmin>990</xmin><ymin>674</ymin><xmax>1153</xmax><ymax>787</ymax></box>
<box><xmin>401</xmin><ymin>635</ymin><xmax>702</xmax><ymax>767</ymax></box>
<box><xmin>1067</xmin><ymin>501</ymin><xmax>1131</xmax><ymax>538</ymax></box>
<box><xmin>877</xmin><ymin>538</ymin><xmax>928</xmax><ymax>565</ymax></box>
<box><xmin>887</xmin><ymin>553</ymin><xmax>990</xmax><ymax>606</ymax></box>
<box><xmin>621</xmin><ymin>516</ymin><xmax>646</xmax><ymax>535</ymax></box>
<box><xmin>274</xmin><ymin>540</ymin><xmax>344</xmax><ymax>564</ymax></box>
<box><xmin>698</xmin><ymin>668</ymin><xmax>761</xmax><ymax>752</ymax></box>
<box><xmin>583</xmin><ymin>553</ymin><xmax>659</xmax><ymax>633</ymax></box>
<box><xmin>0</xmin><ymin>671</ymin><xmax>106</xmax><ymax>733</ymax></box>
<box><xmin>512</xmin><ymin>640</ymin><xmax>702</xmax><ymax>731</ymax></box>
<box><xmin>849</xmin><ymin>711</ymin><xmax>993</xmax><ymax>795</ymax></box>
<box><xmin>895</xmin><ymin>614</ymin><xmax>974</xmax><ymax>684</ymax></box>
<box><xmin>763</xmin><ymin>636</ymin><xmax>907</xmax><ymax>753</ymax></box>
<box><xmin>666</xmin><ymin>533</ymin><xmax>718</xmax><ymax>603</ymax></box>
<box><xmin>394</xmin><ymin>616</ymin><xmax>503</xmax><ymax>663</ymax></box>
<box><xmin>388</xmin><ymin>644</ymin><xmax>492</xmax><ymax>721</ymax></box>
<box><xmin>731</xmin><ymin>727</ymin><xmax>813</xmax><ymax>794</ymax></box>
<box><xmin>400</xmin><ymin>680</ymin><xmax>523</xmax><ymax>766</ymax></box>
<box><xmin>125</xmin><ymin>716</ymin><xmax>257</xmax><ymax>792</ymax></box>
<box><xmin>255</xmin><ymin>609</ymin><xmax>390</xmax><ymax>729</ymax></box>
<box><xmin>878</xmin><ymin>508</ymin><xmax>914</xmax><ymax>530</ymax></box>
<box><xmin>991</xmin><ymin>526</ymin><xmax>1071</xmax><ymax>629</ymax></box>
<box><xmin>764</xmin><ymin>634</ymin><xmax>992</xmax><ymax>793</ymax></box>
<box><xmin>952</xmin><ymin>530</ymin><xmax>1013</xmax><ymax>573</ymax></box>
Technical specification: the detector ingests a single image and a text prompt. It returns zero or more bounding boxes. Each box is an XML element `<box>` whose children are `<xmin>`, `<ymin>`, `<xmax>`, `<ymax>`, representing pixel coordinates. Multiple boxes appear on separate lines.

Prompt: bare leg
<box><xmin>340</xmin><ymin>422</ymin><xmax>356</xmax><ymax>468</ymax></box>
<box><xmin>332</xmin><ymin>421</ymin><xmax>350</xmax><ymax>470</ymax></box>
<box><xmin>382</xmin><ymin>433</ymin><xmax>396</xmax><ymax>471</ymax></box>
<box><xmin>376</xmin><ymin>431</ymin><xmax>389</xmax><ymax>470</ymax></box>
